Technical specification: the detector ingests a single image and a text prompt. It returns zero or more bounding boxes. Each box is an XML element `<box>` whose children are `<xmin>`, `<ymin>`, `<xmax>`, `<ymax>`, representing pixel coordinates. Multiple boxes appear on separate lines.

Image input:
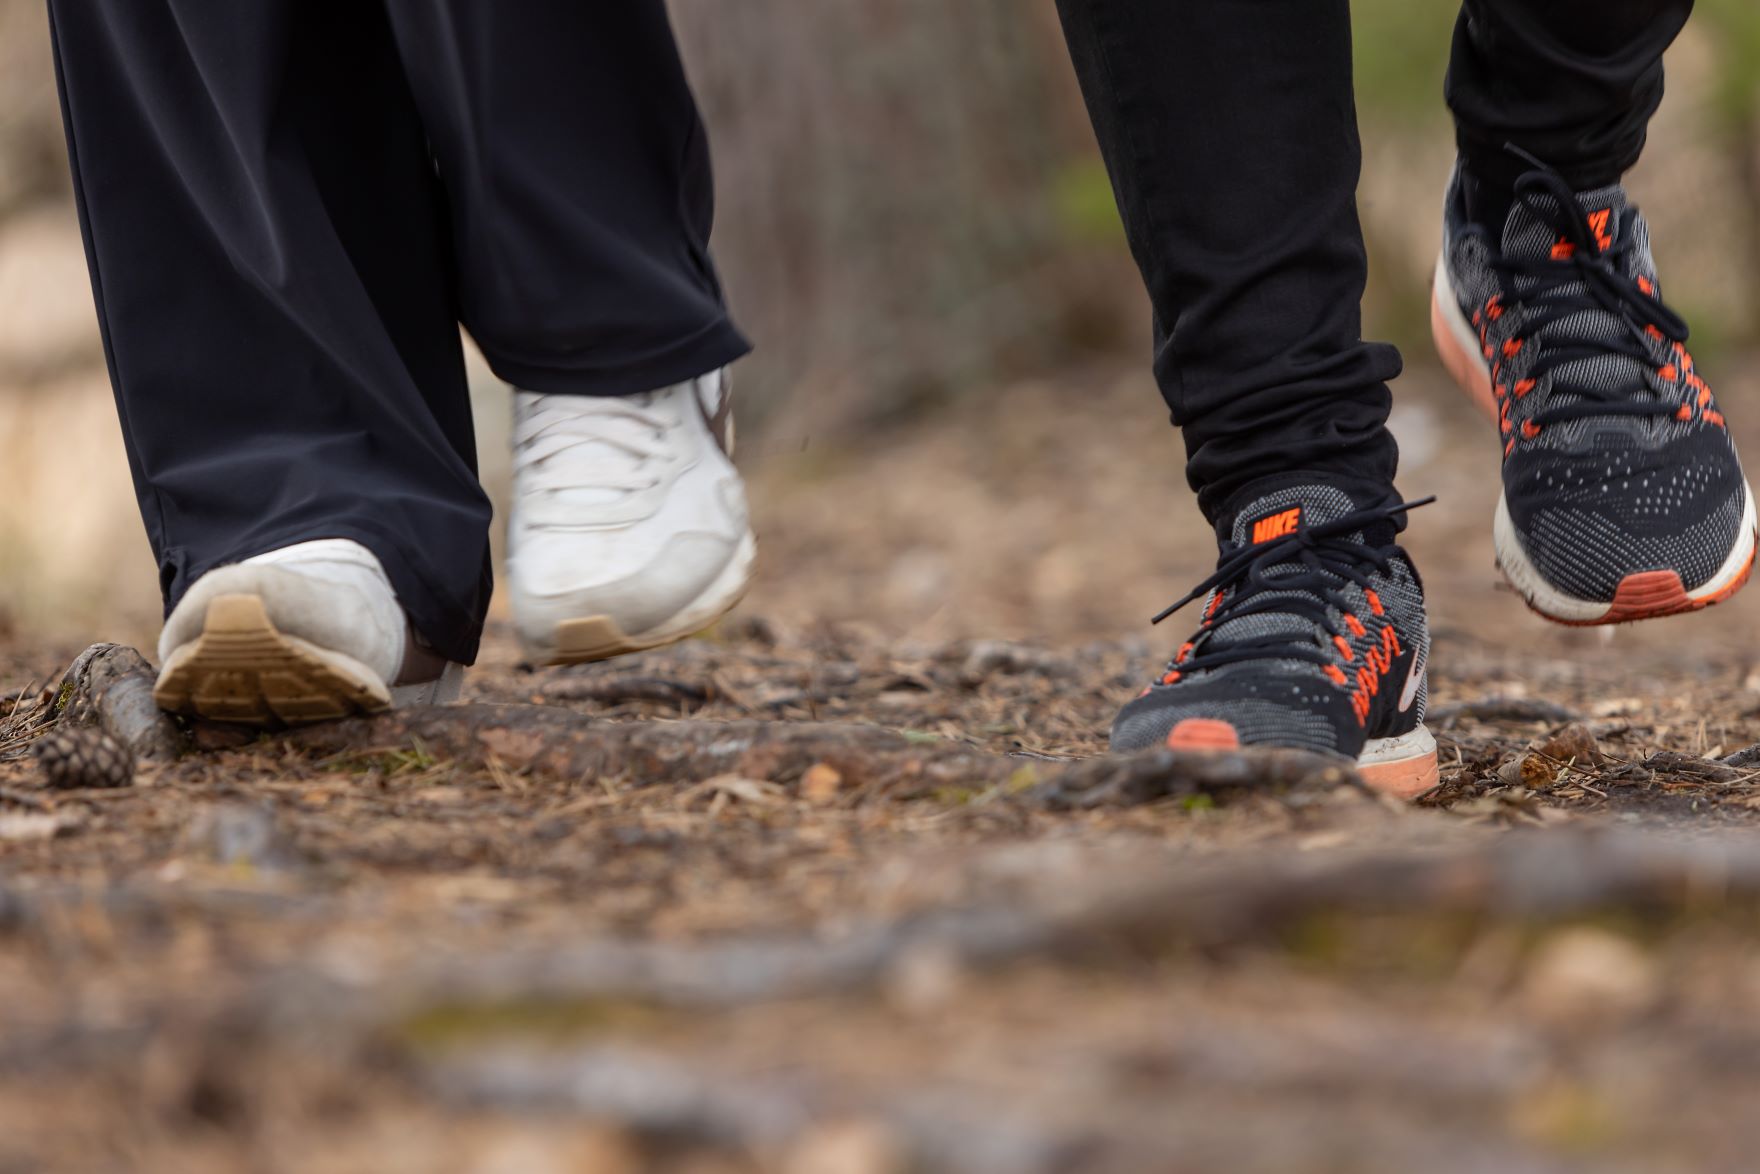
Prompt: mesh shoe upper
<box><xmin>1441</xmin><ymin>165</ymin><xmax>1749</xmax><ymax>600</ymax></box>
<box><xmin>1111</xmin><ymin>484</ymin><xmax>1429</xmax><ymax>758</ymax></box>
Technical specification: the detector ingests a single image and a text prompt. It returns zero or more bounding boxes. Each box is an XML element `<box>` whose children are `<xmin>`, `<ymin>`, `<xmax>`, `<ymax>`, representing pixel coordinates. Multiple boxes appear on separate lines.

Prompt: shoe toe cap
<box><xmin>1513</xmin><ymin>482</ymin><xmax>1745</xmax><ymax>601</ymax></box>
<box><xmin>1507</xmin><ymin>452</ymin><xmax>1750</xmax><ymax>599</ymax></box>
<box><xmin>1110</xmin><ymin>672</ymin><xmax>1357</xmax><ymax>757</ymax></box>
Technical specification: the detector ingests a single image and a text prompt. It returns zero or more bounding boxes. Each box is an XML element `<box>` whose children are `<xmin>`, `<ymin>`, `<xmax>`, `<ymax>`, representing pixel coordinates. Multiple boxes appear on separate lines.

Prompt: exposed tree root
<box><xmin>279</xmin><ymin>702</ymin><xmax>1358</xmax><ymax>808</ymax></box>
<box><xmin>428</xmin><ymin>1044</ymin><xmax>1094</xmax><ymax>1174</ymax></box>
<box><xmin>213</xmin><ymin>826</ymin><xmax>1760</xmax><ymax>1023</ymax></box>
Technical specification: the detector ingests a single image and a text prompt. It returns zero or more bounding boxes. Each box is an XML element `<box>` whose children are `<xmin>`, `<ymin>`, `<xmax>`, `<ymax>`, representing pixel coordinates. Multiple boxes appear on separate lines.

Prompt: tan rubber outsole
<box><xmin>545</xmin><ymin>583</ymin><xmax>752</xmax><ymax>667</ymax></box>
<box><xmin>154</xmin><ymin>594</ymin><xmax>392</xmax><ymax>725</ymax></box>
<box><xmin>548</xmin><ymin>611</ymin><xmax>734</xmax><ymax>666</ymax></box>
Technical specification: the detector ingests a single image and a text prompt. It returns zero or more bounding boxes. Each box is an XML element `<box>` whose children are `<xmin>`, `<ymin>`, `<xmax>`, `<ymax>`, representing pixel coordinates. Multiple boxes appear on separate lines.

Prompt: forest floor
<box><xmin>7</xmin><ymin>366</ymin><xmax>1760</xmax><ymax>1172</ymax></box>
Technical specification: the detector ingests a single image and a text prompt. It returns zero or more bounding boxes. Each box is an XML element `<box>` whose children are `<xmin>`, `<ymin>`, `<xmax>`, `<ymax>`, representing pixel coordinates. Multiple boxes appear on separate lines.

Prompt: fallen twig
<box><xmin>3</xmin><ymin>644</ymin><xmax>183</xmax><ymax>763</ymax></box>
<box><xmin>1428</xmin><ymin>697</ymin><xmax>1581</xmax><ymax>726</ymax></box>
<box><xmin>540</xmin><ymin>675</ymin><xmax>712</xmax><ymax>708</ymax></box>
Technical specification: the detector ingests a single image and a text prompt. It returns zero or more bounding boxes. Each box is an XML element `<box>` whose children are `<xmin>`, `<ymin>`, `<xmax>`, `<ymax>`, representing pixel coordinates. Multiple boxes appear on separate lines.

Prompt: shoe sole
<box><xmin>1167</xmin><ymin>719</ymin><xmax>1440</xmax><ymax>801</ymax></box>
<box><xmin>154</xmin><ymin>593</ymin><xmax>392</xmax><ymax>725</ymax></box>
<box><xmin>539</xmin><ymin>532</ymin><xmax>757</xmax><ymax>666</ymax></box>
<box><xmin>1430</xmin><ymin>252</ymin><xmax>1759</xmax><ymax>625</ymax></box>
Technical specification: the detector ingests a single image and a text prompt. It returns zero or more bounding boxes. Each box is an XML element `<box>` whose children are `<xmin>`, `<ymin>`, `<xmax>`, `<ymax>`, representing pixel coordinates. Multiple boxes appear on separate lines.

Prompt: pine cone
<box><xmin>34</xmin><ymin>729</ymin><xmax>134</xmax><ymax>790</ymax></box>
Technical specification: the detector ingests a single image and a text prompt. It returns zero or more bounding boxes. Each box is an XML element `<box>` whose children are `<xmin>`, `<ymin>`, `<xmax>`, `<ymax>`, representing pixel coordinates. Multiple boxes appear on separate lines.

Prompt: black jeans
<box><xmin>1054</xmin><ymin>0</ymin><xmax>1692</xmax><ymax>531</ymax></box>
<box><xmin>47</xmin><ymin>0</ymin><xmax>749</xmax><ymax>664</ymax></box>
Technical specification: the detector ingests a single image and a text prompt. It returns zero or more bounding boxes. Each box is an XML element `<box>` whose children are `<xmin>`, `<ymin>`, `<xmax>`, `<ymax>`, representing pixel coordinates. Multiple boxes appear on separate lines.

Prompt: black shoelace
<box><xmin>1149</xmin><ymin>498</ymin><xmax>1435</xmax><ymax>676</ymax></box>
<box><xmin>1492</xmin><ymin>158</ymin><xmax>1688</xmax><ymax>429</ymax></box>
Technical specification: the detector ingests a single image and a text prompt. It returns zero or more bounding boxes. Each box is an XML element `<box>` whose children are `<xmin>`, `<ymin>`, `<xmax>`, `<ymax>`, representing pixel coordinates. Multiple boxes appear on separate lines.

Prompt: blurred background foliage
<box><xmin>0</xmin><ymin>0</ymin><xmax>1758</xmax><ymax>629</ymax></box>
<box><xmin>3</xmin><ymin>0</ymin><xmax>1757</xmax><ymax>430</ymax></box>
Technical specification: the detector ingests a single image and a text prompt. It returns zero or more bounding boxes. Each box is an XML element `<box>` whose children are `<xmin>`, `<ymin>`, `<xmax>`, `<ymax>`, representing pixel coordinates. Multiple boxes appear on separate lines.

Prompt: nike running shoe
<box><xmin>1111</xmin><ymin>482</ymin><xmax>1437</xmax><ymax>799</ymax></box>
<box><xmin>1433</xmin><ymin>159</ymin><xmax>1757</xmax><ymax>625</ymax></box>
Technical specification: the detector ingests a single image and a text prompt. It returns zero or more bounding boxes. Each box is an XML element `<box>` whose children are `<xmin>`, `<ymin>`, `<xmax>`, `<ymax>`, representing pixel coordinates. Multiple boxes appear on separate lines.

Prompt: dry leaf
<box><xmin>801</xmin><ymin>762</ymin><xmax>844</xmax><ymax>804</ymax></box>
<box><xmin>1538</xmin><ymin>723</ymin><xmax>1602</xmax><ymax>767</ymax></box>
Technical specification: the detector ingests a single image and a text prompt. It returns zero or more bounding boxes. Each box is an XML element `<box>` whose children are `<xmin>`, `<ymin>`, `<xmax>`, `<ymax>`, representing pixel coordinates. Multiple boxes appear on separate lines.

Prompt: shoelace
<box><xmin>1149</xmin><ymin>498</ymin><xmax>1435</xmax><ymax>678</ymax></box>
<box><xmin>1491</xmin><ymin>159</ymin><xmax>1689</xmax><ymax>430</ymax></box>
<box><xmin>516</xmin><ymin>392</ymin><xmax>673</xmax><ymax>494</ymax></box>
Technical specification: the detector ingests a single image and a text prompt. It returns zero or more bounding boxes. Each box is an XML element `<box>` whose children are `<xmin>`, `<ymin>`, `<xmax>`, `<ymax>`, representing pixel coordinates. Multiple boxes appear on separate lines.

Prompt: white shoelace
<box><xmin>516</xmin><ymin>392</ymin><xmax>676</xmax><ymax>496</ymax></box>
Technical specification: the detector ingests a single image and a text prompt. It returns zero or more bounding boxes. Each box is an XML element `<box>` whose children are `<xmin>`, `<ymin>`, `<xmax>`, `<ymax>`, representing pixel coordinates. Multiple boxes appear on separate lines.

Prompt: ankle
<box><xmin>1457</xmin><ymin>162</ymin><xmax>1516</xmax><ymax>232</ymax></box>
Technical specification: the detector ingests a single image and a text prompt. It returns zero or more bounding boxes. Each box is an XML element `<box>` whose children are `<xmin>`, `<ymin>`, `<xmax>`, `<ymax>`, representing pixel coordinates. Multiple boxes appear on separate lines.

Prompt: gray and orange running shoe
<box><xmin>1433</xmin><ymin>159</ymin><xmax>1756</xmax><ymax>625</ymax></box>
<box><xmin>1112</xmin><ymin>482</ymin><xmax>1437</xmax><ymax>800</ymax></box>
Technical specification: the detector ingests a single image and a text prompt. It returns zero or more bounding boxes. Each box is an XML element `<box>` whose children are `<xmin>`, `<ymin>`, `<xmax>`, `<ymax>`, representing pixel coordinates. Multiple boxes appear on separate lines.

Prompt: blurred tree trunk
<box><xmin>0</xmin><ymin>1</ymin><xmax>68</xmax><ymax>217</ymax></box>
<box><xmin>671</xmin><ymin>0</ymin><xmax>1123</xmax><ymax>438</ymax></box>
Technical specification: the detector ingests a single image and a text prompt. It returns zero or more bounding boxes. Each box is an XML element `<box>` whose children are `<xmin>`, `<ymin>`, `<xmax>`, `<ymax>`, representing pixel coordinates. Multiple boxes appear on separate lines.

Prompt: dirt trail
<box><xmin>6</xmin><ymin>366</ymin><xmax>1760</xmax><ymax>1171</ymax></box>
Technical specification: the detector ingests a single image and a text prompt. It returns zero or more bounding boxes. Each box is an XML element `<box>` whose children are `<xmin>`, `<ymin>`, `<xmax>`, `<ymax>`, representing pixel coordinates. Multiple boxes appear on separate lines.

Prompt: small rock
<box><xmin>959</xmin><ymin>641</ymin><xmax>1072</xmax><ymax>686</ymax></box>
<box><xmin>783</xmin><ymin>1120</ymin><xmax>908</xmax><ymax>1174</ymax></box>
<box><xmin>886</xmin><ymin>942</ymin><xmax>966</xmax><ymax>1013</ymax></box>
<box><xmin>184</xmin><ymin>802</ymin><xmax>305</xmax><ymax>875</ymax></box>
<box><xmin>0</xmin><ymin>813</ymin><xmax>79</xmax><ymax>841</ymax></box>
<box><xmin>1522</xmin><ymin>928</ymin><xmax>1660</xmax><ymax>1025</ymax></box>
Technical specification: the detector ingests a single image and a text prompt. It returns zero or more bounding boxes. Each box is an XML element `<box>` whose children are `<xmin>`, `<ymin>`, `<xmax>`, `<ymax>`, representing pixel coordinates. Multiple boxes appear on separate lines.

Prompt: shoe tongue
<box><xmin>1208</xmin><ymin>485</ymin><xmax>1365</xmax><ymax>657</ymax></box>
<box><xmin>1501</xmin><ymin>182</ymin><xmax>1630</xmax><ymax>265</ymax></box>
<box><xmin>1228</xmin><ymin>484</ymin><xmax>1359</xmax><ymax>549</ymax></box>
<box><xmin>1501</xmin><ymin>183</ymin><xmax>1656</xmax><ymax>442</ymax></box>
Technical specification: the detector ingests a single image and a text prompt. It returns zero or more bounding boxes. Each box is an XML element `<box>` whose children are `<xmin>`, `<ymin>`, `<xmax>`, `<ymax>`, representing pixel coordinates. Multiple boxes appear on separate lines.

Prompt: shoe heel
<box><xmin>155</xmin><ymin>593</ymin><xmax>391</xmax><ymax>725</ymax></box>
<box><xmin>202</xmin><ymin>593</ymin><xmax>276</xmax><ymax>639</ymax></box>
<box><xmin>1430</xmin><ymin>255</ymin><xmax>1499</xmax><ymax>424</ymax></box>
<box><xmin>1358</xmin><ymin>725</ymin><xmax>1439</xmax><ymax>800</ymax></box>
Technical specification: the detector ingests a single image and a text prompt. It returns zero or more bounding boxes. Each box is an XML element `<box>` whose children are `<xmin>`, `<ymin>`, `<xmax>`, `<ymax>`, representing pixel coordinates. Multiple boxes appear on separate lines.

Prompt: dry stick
<box><xmin>1428</xmin><ymin>697</ymin><xmax>1581</xmax><ymax>726</ymax></box>
<box><xmin>539</xmin><ymin>676</ymin><xmax>712</xmax><ymax>707</ymax></box>
<box><xmin>7</xmin><ymin>644</ymin><xmax>185</xmax><ymax>762</ymax></box>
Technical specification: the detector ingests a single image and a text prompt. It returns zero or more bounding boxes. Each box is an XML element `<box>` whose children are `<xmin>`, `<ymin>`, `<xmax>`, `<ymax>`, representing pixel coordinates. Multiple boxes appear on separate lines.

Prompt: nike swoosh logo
<box><xmin>1397</xmin><ymin>652</ymin><xmax>1424</xmax><ymax>714</ymax></box>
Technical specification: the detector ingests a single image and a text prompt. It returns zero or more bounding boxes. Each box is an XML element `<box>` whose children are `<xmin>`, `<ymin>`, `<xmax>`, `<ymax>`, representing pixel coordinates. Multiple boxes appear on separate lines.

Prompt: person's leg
<box><xmin>1434</xmin><ymin>0</ymin><xmax>1754</xmax><ymax>626</ymax></box>
<box><xmin>381</xmin><ymin>1</ymin><xmax>750</xmax><ymax>398</ymax></box>
<box><xmin>1447</xmin><ymin>0</ymin><xmax>1694</xmax><ymax>221</ymax></box>
<box><xmin>1053</xmin><ymin>0</ymin><xmax>1402</xmax><ymax>528</ymax></box>
<box><xmin>1053</xmin><ymin>0</ymin><xmax>1434</xmax><ymax>796</ymax></box>
<box><xmin>45</xmin><ymin>0</ymin><xmax>493</xmax><ymax>668</ymax></box>
<box><xmin>382</xmin><ymin>2</ymin><xmax>757</xmax><ymax>665</ymax></box>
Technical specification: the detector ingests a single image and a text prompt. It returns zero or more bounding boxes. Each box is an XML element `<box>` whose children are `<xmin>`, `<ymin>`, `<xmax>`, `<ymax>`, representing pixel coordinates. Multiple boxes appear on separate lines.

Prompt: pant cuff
<box><xmin>480</xmin><ymin>318</ymin><xmax>753</xmax><ymax>397</ymax></box>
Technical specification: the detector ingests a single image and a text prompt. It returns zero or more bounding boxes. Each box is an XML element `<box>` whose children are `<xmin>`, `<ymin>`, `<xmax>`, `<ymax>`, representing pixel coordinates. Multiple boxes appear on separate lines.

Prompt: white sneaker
<box><xmin>154</xmin><ymin>539</ymin><xmax>464</xmax><ymax>724</ymax></box>
<box><xmin>507</xmin><ymin>369</ymin><xmax>756</xmax><ymax>664</ymax></box>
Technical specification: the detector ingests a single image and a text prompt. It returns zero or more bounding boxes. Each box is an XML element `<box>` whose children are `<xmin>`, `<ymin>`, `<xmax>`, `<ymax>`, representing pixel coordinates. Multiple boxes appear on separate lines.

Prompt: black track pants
<box><xmin>1053</xmin><ymin>0</ymin><xmax>1689</xmax><ymax>530</ymax></box>
<box><xmin>46</xmin><ymin>0</ymin><xmax>750</xmax><ymax>663</ymax></box>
